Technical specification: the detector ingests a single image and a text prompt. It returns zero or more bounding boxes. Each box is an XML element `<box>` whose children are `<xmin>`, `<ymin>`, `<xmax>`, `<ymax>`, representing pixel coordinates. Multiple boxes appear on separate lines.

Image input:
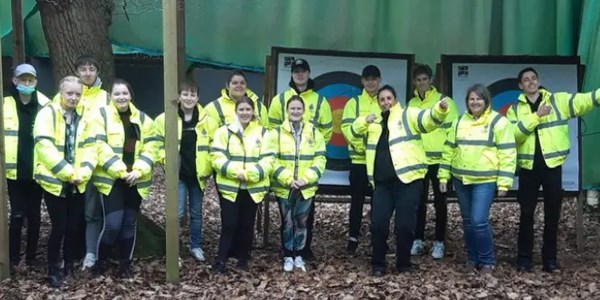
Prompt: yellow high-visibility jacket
<box><xmin>268</xmin><ymin>88</ymin><xmax>333</xmax><ymax>143</ymax></box>
<box><xmin>154</xmin><ymin>105</ymin><xmax>219</xmax><ymax>189</ymax></box>
<box><xmin>506</xmin><ymin>88</ymin><xmax>600</xmax><ymax>169</ymax></box>
<box><xmin>205</xmin><ymin>89</ymin><xmax>268</xmax><ymax>128</ymax></box>
<box><xmin>265</xmin><ymin>120</ymin><xmax>326</xmax><ymax>199</ymax></box>
<box><xmin>341</xmin><ymin>89</ymin><xmax>381</xmax><ymax>164</ymax></box>
<box><xmin>33</xmin><ymin>101</ymin><xmax>97</xmax><ymax>196</ymax></box>
<box><xmin>4</xmin><ymin>91</ymin><xmax>52</xmax><ymax>179</ymax></box>
<box><xmin>408</xmin><ymin>87</ymin><xmax>459</xmax><ymax>165</ymax></box>
<box><xmin>438</xmin><ymin>108</ymin><xmax>517</xmax><ymax>191</ymax></box>
<box><xmin>210</xmin><ymin>120</ymin><xmax>272</xmax><ymax>203</ymax></box>
<box><xmin>91</xmin><ymin>102</ymin><xmax>157</xmax><ymax>199</ymax></box>
<box><xmin>350</xmin><ymin>102</ymin><xmax>448</xmax><ymax>187</ymax></box>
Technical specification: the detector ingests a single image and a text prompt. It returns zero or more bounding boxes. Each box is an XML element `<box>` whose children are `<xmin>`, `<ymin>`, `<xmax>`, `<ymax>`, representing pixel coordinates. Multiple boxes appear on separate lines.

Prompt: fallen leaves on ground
<box><xmin>1</xmin><ymin>169</ymin><xmax>599</xmax><ymax>299</ymax></box>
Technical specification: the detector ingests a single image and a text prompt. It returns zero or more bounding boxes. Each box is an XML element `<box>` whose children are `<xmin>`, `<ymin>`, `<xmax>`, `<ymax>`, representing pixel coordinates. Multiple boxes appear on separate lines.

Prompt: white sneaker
<box><xmin>283</xmin><ymin>257</ymin><xmax>294</xmax><ymax>272</ymax></box>
<box><xmin>190</xmin><ymin>248</ymin><xmax>206</xmax><ymax>262</ymax></box>
<box><xmin>81</xmin><ymin>253</ymin><xmax>96</xmax><ymax>270</ymax></box>
<box><xmin>294</xmin><ymin>256</ymin><xmax>306</xmax><ymax>272</ymax></box>
<box><xmin>410</xmin><ymin>239</ymin><xmax>423</xmax><ymax>256</ymax></box>
<box><xmin>431</xmin><ymin>241</ymin><xmax>445</xmax><ymax>259</ymax></box>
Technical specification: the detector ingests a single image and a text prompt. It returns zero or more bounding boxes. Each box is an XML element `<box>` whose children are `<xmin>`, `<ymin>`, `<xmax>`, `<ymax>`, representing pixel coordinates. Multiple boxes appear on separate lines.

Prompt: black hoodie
<box><xmin>374</xmin><ymin>110</ymin><xmax>397</xmax><ymax>183</ymax></box>
<box><xmin>13</xmin><ymin>88</ymin><xmax>40</xmax><ymax>180</ymax></box>
<box><xmin>289</xmin><ymin>78</ymin><xmax>316</xmax><ymax>94</ymax></box>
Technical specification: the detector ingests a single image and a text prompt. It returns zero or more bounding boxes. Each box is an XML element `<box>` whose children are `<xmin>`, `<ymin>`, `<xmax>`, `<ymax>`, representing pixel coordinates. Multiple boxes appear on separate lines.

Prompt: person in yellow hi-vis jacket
<box><xmin>91</xmin><ymin>79</ymin><xmax>157</xmax><ymax>279</ymax></box>
<box><xmin>33</xmin><ymin>76</ymin><xmax>97</xmax><ymax>288</ymax></box>
<box><xmin>506</xmin><ymin>67</ymin><xmax>600</xmax><ymax>273</ymax></box>
<box><xmin>408</xmin><ymin>64</ymin><xmax>459</xmax><ymax>259</ymax></box>
<box><xmin>266</xmin><ymin>95</ymin><xmax>326</xmax><ymax>273</ymax></box>
<box><xmin>210</xmin><ymin>96</ymin><xmax>272</xmax><ymax>274</ymax></box>
<box><xmin>438</xmin><ymin>84</ymin><xmax>516</xmax><ymax>277</ymax></box>
<box><xmin>350</xmin><ymin>85</ymin><xmax>449</xmax><ymax>277</ymax></box>
<box><xmin>341</xmin><ymin>65</ymin><xmax>382</xmax><ymax>254</ymax></box>
<box><xmin>204</xmin><ymin>70</ymin><xmax>268</xmax><ymax>127</ymax></box>
<box><xmin>50</xmin><ymin>56</ymin><xmax>110</xmax><ymax>270</ymax></box>
<box><xmin>4</xmin><ymin>64</ymin><xmax>51</xmax><ymax>275</ymax></box>
<box><xmin>155</xmin><ymin>81</ymin><xmax>219</xmax><ymax>262</ymax></box>
<box><xmin>52</xmin><ymin>55</ymin><xmax>109</xmax><ymax>113</ymax></box>
<box><xmin>74</xmin><ymin>56</ymin><xmax>110</xmax><ymax>271</ymax></box>
<box><xmin>268</xmin><ymin>58</ymin><xmax>332</xmax><ymax>260</ymax></box>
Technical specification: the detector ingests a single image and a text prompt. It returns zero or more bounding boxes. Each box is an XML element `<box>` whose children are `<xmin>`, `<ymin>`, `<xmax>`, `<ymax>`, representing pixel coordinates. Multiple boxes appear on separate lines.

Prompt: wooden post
<box><xmin>11</xmin><ymin>0</ymin><xmax>26</xmax><ymax>65</ymax></box>
<box><xmin>162</xmin><ymin>0</ymin><xmax>184</xmax><ymax>283</ymax></box>
<box><xmin>576</xmin><ymin>193</ymin><xmax>585</xmax><ymax>252</ymax></box>
<box><xmin>0</xmin><ymin>29</ymin><xmax>10</xmax><ymax>280</ymax></box>
<box><xmin>262</xmin><ymin>55</ymin><xmax>273</xmax><ymax>247</ymax></box>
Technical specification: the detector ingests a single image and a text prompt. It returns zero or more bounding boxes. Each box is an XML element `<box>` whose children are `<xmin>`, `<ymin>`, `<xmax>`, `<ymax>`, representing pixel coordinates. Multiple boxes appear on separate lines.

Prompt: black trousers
<box><xmin>517</xmin><ymin>164</ymin><xmax>562</xmax><ymax>264</ymax></box>
<box><xmin>348</xmin><ymin>163</ymin><xmax>372</xmax><ymax>239</ymax></box>
<box><xmin>44</xmin><ymin>189</ymin><xmax>85</xmax><ymax>266</ymax></box>
<box><xmin>98</xmin><ymin>180</ymin><xmax>141</xmax><ymax>265</ymax></box>
<box><xmin>371</xmin><ymin>178</ymin><xmax>422</xmax><ymax>270</ymax></box>
<box><xmin>217</xmin><ymin>190</ymin><xmax>258</xmax><ymax>262</ymax></box>
<box><xmin>8</xmin><ymin>179</ymin><xmax>43</xmax><ymax>263</ymax></box>
<box><xmin>415</xmin><ymin>164</ymin><xmax>447</xmax><ymax>241</ymax></box>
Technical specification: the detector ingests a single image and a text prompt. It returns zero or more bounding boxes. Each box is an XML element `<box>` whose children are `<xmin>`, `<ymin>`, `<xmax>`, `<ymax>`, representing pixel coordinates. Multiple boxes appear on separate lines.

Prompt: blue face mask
<box><xmin>16</xmin><ymin>84</ymin><xmax>36</xmax><ymax>95</ymax></box>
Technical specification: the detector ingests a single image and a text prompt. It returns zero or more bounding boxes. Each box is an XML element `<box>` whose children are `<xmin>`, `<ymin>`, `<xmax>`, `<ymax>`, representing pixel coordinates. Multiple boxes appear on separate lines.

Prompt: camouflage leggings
<box><xmin>277</xmin><ymin>192</ymin><xmax>313</xmax><ymax>254</ymax></box>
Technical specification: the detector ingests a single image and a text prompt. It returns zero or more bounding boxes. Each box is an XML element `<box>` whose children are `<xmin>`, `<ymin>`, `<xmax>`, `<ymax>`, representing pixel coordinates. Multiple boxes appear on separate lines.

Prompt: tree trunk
<box><xmin>38</xmin><ymin>0</ymin><xmax>115</xmax><ymax>89</ymax></box>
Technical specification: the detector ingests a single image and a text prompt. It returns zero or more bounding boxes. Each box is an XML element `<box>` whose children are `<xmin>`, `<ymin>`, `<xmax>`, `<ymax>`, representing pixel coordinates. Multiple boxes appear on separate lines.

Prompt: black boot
<box><xmin>118</xmin><ymin>261</ymin><xmax>133</xmax><ymax>279</ymax></box>
<box><xmin>236</xmin><ymin>259</ymin><xmax>249</xmax><ymax>272</ymax></box>
<box><xmin>48</xmin><ymin>265</ymin><xmax>62</xmax><ymax>288</ymax></box>
<box><xmin>9</xmin><ymin>261</ymin><xmax>18</xmax><ymax>276</ymax></box>
<box><xmin>63</xmin><ymin>263</ymin><xmax>75</xmax><ymax>279</ymax></box>
<box><xmin>212</xmin><ymin>261</ymin><xmax>227</xmax><ymax>274</ymax></box>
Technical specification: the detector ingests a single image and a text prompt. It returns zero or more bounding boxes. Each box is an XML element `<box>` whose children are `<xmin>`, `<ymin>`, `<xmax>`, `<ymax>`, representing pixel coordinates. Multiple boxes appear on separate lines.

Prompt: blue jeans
<box><xmin>453</xmin><ymin>178</ymin><xmax>496</xmax><ymax>267</ymax></box>
<box><xmin>178</xmin><ymin>180</ymin><xmax>204</xmax><ymax>249</ymax></box>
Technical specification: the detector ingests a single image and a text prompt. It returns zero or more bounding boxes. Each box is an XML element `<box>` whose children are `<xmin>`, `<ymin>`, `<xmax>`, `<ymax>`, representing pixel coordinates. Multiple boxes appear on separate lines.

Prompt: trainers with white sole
<box><xmin>190</xmin><ymin>248</ymin><xmax>206</xmax><ymax>262</ymax></box>
<box><xmin>431</xmin><ymin>241</ymin><xmax>444</xmax><ymax>259</ymax></box>
<box><xmin>294</xmin><ymin>256</ymin><xmax>306</xmax><ymax>272</ymax></box>
<box><xmin>81</xmin><ymin>253</ymin><xmax>96</xmax><ymax>270</ymax></box>
<box><xmin>283</xmin><ymin>257</ymin><xmax>294</xmax><ymax>272</ymax></box>
<box><xmin>410</xmin><ymin>239</ymin><xmax>424</xmax><ymax>256</ymax></box>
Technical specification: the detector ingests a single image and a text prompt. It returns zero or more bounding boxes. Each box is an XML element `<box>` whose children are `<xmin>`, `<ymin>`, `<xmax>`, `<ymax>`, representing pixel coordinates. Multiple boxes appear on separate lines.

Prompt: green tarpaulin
<box><xmin>1</xmin><ymin>0</ymin><xmax>599</xmax><ymax>188</ymax></box>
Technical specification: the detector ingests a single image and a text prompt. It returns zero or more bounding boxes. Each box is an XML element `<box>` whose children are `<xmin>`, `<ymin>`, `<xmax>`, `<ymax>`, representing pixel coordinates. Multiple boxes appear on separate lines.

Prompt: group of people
<box><xmin>4</xmin><ymin>55</ymin><xmax>599</xmax><ymax>287</ymax></box>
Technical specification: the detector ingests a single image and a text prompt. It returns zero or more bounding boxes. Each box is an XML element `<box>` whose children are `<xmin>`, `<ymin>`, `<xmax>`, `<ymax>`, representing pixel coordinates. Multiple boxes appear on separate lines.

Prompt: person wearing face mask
<box><xmin>266</xmin><ymin>95</ymin><xmax>326</xmax><ymax>272</ymax></box>
<box><xmin>506</xmin><ymin>67</ymin><xmax>600</xmax><ymax>273</ymax></box>
<box><xmin>408</xmin><ymin>64</ymin><xmax>458</xmax><ymax>260</ymax></box>
<box><xmin>268</xmin><ymin>58</ymin><xmax>332</xmax><ymax>261</ymax></box>
<box><xmin>3</xmin><ymin>64</ymin><xmax>51</xmax><ymax>275</ymax></box>
<box><xmin>341</xmin><ymin>65</ymin><xmax>382</xmax><ymax>254</ymax></box>
<box><xmin>91</xmin><ymin>79</ymin><xmax>157</xmax><ymax>279</ymax></box>
<box><xmin>154</xmin><ymin>81</ymin><xmax>218</xmax><ymax>262</ymax></box>
<box><xmin>349</xmin><ymin>85</ymin><xmax>449</xmax><ymax>277</ymax></box>
<box><xmin>33</xmin><ymin>76</ymin><xmax>97</xmax><ymax>287</ymax></box>
<box><xmin>438</xmin><ymin>84</ymin><xmax>516</xmax><ymax>277</ymax></box>
<box><xmin>205</xmin><ymin>70</ymin><xmax>268</xmax><ymax>127</ymax></box>
<box><xmin>210</xmin><ymin>97</ymin><xmax>272</xmax><ymax>273</ymax></box>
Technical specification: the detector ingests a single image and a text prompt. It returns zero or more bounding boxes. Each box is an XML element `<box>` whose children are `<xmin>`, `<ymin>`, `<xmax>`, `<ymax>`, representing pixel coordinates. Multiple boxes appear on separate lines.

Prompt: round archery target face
<box><xmin>314</xmin><ymin>71</ymin><xmax>362</xmax><ymax>161</ymax></box>
<box><xmin>487</xmin><ymin>78</ymin><xmax>521</xmax><ymax>116</ymax></box>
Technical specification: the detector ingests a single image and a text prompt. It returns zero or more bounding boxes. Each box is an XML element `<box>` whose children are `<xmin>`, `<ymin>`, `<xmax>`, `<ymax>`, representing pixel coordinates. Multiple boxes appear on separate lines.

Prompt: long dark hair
<box><xmin>110</xmin><ymin>78</ymin><xmax>135</xmax><ymax>101</ymax></box>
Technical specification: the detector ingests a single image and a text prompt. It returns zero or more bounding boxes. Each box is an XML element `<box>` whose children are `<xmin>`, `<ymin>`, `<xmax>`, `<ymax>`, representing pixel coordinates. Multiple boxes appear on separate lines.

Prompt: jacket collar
<box><xmin>413</xmin><ymin>86</ymin><xmax>438</xmax><ymax>100</ymax></box>
<box><xmin>518</xmin><ymin>88</ymin><xmax>549</xmax><ymax>103</ymax></box>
